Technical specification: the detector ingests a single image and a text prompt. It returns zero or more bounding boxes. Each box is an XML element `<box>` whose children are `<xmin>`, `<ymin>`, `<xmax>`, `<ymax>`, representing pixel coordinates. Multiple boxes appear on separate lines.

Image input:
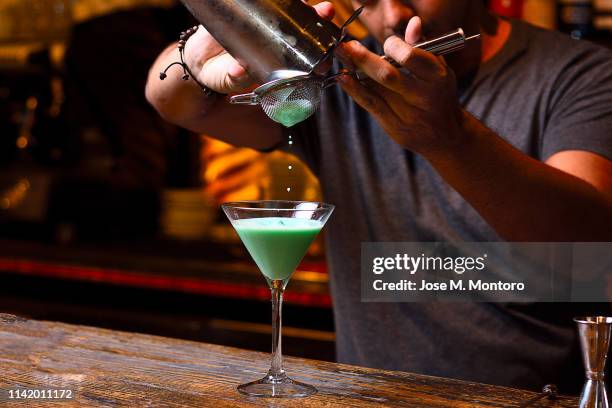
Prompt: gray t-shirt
<box><xmin>284</xmin><ymin>19</ymin><xmax>612</xmax><ymax>392</ymax></box>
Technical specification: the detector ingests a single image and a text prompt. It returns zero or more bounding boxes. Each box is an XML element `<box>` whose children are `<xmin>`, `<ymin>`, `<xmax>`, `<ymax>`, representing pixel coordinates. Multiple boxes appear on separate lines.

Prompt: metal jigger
<box><xmin>575</xmin><ymin>316</ymin><xmax>612</xmax><ymax>408</ymax></box>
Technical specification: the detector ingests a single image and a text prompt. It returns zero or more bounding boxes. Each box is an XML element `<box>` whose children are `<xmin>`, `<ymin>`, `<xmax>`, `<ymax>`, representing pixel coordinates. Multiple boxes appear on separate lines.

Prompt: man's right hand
<box><xmin>182</xmin><ymin>1</ymin><xmax>336</xmax><ymax>94</ymax></box>
<box><xmin>182</xmin><ymin>26</ymin><xmax>254</xmax><ymax>94</ymax></box>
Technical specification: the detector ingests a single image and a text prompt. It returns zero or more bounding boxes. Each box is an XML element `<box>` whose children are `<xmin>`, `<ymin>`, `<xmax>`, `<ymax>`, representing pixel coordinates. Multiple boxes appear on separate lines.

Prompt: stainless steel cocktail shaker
<box><xmin>179</xmin><ymin>0</ymin><xmax>343</xmax><ymax>84</ymax></box>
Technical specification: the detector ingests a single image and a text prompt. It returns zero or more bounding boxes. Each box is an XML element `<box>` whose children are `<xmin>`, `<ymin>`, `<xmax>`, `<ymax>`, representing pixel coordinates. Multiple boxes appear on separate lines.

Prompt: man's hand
<box><xmin>182</xmin><ymin>26</ymin><xmax>254</xmax><ymax>94</ymax></box>
<box><xmin>335</xmin><ymin>16</ymin><xmax>465</xmax><ymax>157</ymax></box>
<box><xmin>184</xmin><ymin>1</ymin><xmax>336</xmax><ymax>94</ymax></box>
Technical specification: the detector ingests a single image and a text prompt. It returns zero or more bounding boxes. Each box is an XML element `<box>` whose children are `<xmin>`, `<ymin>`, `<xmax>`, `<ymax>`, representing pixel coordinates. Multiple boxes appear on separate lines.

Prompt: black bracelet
<box><xmin>159</xmin><ymin>25</ymin><xmax>225</xmax><ymax>98</ymax></box>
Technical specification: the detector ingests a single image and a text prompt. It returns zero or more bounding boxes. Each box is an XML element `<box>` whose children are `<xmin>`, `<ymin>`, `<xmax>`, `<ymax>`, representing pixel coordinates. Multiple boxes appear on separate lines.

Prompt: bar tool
<box><xmin>230</xmin><ymin>27</ymin><xmax>480</xmax><ymax>127</ymax></box>
<box><xmin>575</xmin><ymin>316</ymin><xmax>612</xmax><ymax>408</ymax></box>
<box><xmin>179</xmin><ymin>0</ymin><xmax>350</xmax><ymax>84</ymax></box>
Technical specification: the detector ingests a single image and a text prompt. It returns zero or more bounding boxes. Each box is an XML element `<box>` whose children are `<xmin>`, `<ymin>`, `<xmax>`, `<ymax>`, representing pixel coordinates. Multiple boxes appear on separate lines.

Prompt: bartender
<box><xmin>145</xmin><ymin>0</ymin><xmax>612</xmax><ymax>393</ymax></box>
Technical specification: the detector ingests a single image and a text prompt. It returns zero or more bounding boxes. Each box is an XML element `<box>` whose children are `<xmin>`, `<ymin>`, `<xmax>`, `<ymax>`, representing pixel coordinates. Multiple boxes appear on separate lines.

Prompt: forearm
<box><xmin>425</xmin><ymin>111</ymin><xmax>612</xmax><ymax>241</ymax></box>
<box><xmin>145</xmin><ymin>39</ymin><xmax>282</xmax><ymax>150</ymax></box>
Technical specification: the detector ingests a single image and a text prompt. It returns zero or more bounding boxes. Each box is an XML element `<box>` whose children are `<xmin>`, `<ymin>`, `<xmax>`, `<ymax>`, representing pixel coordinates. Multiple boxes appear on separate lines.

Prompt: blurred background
<box><xmin>0</xmin><ymin>0</ymin><xmax>610</xmax><ymax>362</ymax></box>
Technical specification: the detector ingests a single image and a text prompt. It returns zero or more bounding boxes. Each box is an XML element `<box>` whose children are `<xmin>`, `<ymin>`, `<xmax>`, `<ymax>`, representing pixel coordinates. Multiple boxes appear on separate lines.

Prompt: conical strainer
<box><xmin>230</xmin><ymin>74</ymin><xmax>331</xmax><ymax>127</ymax></box>
<box><xmin>260</xmin><ymin>81</ymin><xmax>321</xmax><ymax>128</ymax></box>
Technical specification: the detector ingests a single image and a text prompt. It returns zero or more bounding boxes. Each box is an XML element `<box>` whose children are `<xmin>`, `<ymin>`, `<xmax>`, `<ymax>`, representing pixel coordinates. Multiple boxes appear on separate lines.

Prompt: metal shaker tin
<box><xmin>179</xmin><ymin>0</ymin><xmax>343</xmax><ymax>83</ymax></box>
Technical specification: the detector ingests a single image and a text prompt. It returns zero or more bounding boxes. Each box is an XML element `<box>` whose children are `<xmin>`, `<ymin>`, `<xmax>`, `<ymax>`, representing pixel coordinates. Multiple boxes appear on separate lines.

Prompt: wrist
<box><xmin>183</xmin><ymin>26</ymin><xmax>211</xmax><ymax>72</ymax></box>
<box><xmin>160</xmin><ymin>25</ymin><xmax>225</xmax><ymax>99</ymax></box>
<box><xmin>419</xmin><ymin>108</ymin><xmax>476</xmax><ymax>162</ymax></box>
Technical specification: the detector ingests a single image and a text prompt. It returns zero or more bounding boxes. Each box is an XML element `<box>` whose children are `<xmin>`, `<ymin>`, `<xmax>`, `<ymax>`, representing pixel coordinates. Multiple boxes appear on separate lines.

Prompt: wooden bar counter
<box><xmin>0</xmin><ymin>314</ymin><xmax>577</xmax><ymax>407</ymax></box>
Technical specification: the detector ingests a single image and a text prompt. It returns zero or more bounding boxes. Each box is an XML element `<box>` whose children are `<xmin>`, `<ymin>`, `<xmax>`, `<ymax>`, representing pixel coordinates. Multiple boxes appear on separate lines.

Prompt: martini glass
<box><xmin>222</xmin><ymin>200</ymin><xmax>334</xmax><ymax>398</ymax></box>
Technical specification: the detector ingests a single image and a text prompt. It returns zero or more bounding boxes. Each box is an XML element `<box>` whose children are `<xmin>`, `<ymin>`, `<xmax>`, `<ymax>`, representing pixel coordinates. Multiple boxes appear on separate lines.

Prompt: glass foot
<box><xmin>237</xmin><ymin>372</ymin><xmax>317</xmax><ymax>398</ymax></box>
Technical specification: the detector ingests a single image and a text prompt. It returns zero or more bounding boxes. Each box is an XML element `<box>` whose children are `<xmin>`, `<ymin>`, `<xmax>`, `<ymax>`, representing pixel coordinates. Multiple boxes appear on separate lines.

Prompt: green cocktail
<box><xmin>274</xmin><ymin>100</ymin><xmax>314</xmax><ymax>127</ymax></box>
<box><xmin>233</xmin><ymin>217</ymin><xmax>322</xmax><ymax>281</ymax></box>
<box><xmin>222</xmin><ymin>201</ymin><xmax>334</xmax><ymax>398</ymax></box>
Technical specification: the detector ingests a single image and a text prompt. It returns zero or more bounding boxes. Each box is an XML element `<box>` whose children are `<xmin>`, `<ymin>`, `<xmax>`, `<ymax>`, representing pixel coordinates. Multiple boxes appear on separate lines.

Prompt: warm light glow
<box><xmin>16</xmin><ymin>136</ymin><xmax>28</xmax><ymax>149</ymax></box>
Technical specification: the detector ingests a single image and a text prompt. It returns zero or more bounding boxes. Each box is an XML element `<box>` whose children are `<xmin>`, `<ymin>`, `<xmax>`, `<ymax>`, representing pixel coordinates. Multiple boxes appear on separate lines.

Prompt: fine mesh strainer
<box><xmin>229</xmin><ymin>73</ymin><xmax>334</xmax><ymax>127</ymax></box>
<box><xmin>260</xmin><ymin>80</ymin><xmax>322</xmax><ymax>128</ymax></box>
<box><xmin>230</xmin><ymin>26</ymin><xmax>480</xmax><ymax>127</ymax></box>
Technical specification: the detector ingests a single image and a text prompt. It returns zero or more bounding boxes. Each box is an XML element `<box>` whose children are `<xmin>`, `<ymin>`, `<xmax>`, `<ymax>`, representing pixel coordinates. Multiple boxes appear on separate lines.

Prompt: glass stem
<box><xmin>269</xmin><ymin>281</ymin><xmax>285</xmax><ymax>378</ymax></box>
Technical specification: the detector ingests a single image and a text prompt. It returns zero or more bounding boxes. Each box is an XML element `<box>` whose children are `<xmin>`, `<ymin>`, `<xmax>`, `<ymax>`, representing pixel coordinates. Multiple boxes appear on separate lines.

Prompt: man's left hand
<box><xmin>335</xmin><ymin>16</ymin><xmax>467</xmax><ymax>157</ymax></box>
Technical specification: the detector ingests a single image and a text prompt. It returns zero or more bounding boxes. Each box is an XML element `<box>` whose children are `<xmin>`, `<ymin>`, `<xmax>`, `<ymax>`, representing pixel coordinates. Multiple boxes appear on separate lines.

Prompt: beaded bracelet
<box><xmin>159</xmin><ymin>25</ymin><xmax>225</xmax><ymax>98</ymax></box>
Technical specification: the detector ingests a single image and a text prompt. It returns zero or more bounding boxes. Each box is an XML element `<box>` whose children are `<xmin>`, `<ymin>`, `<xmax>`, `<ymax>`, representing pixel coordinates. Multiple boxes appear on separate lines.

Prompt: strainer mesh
<box><xmin>260</xmin><ymin>80</ymin><xmax>322</xmax><ymax>127</ymax></box>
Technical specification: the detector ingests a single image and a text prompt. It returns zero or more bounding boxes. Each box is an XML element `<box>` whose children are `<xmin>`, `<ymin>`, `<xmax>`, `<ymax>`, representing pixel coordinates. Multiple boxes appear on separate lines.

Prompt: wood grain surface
<box><xmin>0</xmin><ymin>314</ymin><xmax>578</xmax><ymax>407</ymax></box>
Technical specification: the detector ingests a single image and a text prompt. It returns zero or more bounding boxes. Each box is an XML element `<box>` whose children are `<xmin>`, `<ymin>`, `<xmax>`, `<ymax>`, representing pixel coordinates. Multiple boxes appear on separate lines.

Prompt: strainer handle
<box><xmin>229</xmin><ymin>92</ymin><xmax>260</xmax><ymax>105</ymax></box>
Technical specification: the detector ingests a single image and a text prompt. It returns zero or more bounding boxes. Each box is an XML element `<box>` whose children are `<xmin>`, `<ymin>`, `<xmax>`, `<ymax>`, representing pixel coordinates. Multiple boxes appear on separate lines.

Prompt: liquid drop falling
<box><xmin>286</xmin><ymin>135</ymin><xmax>292</xmax><ymax>195</ymax></box>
